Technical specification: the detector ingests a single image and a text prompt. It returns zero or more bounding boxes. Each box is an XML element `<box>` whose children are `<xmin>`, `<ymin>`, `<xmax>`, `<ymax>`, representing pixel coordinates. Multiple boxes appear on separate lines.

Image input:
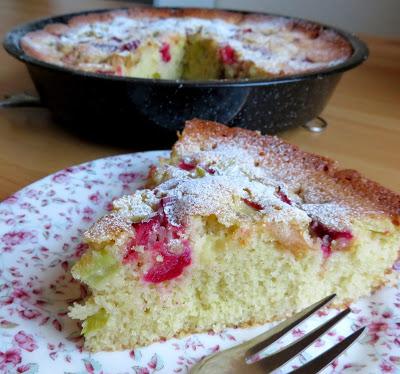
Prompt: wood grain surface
<box><xmin>0</xmin><ymin>0</ymin><xmax>399</xmax><ymax>201</ymax></box>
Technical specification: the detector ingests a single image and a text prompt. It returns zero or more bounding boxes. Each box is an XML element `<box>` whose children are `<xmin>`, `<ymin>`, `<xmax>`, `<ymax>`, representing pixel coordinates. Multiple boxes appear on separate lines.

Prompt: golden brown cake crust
<box><xmin>68</xmin><ymin>8</ymin><xmax>243</xmax><ymax>25</ymax></box>
<box><xmin>20</xmin><ymin>30</ymin><xmax>61</xmax><ymax>63</ymax></box>
<box><xmin>176</xmin><ymin>119</ymin><xmax>400</xmax><ymax>220</ymax></box>
<box><xmin>289</xmin><ymin>20</ymin><xmax>352</xmax><ymax>62</ymax></box>
<box><xmin>129</xmin><ymin>7</ymin><xmax>244</xmax><ymax>23</ymax></box>
<box><xmin>67</xmin><ymin>9</ymin><xmax>128</xmax><ymax>27</ymax></box>
<box><xmin>179</xmin><ymin>8</ymin><xmax>243</xmax><ymax>23</ymax></box>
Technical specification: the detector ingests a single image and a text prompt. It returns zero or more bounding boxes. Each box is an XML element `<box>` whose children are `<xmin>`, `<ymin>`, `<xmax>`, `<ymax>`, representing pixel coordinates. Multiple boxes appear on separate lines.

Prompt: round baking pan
<box><xmin>3</xmin><ymin>7</ymin><xmax>368</xmax><ymax>146</ymax></box>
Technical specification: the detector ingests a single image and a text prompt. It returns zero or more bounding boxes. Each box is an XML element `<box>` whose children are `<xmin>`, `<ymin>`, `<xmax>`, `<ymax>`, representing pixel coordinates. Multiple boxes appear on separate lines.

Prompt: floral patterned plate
<box><xmin>1</xmin><ymin>151</ymin><xmax>399</xmax><ymax>374</ymax></box>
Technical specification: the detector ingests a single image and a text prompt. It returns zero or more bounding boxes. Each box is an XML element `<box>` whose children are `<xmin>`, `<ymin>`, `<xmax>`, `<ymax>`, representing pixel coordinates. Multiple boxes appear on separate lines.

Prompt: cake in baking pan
<box><xmin>21</xmin><ymin>8</ymin><xmax>352</xmax><ymax>80</ymax></box>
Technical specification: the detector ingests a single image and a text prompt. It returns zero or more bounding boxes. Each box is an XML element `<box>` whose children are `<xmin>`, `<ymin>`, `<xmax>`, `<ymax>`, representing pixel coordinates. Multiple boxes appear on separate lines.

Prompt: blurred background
<box><xmin>156</xmin><ymin>0</ymin><xmax>400</xmax><ymax>36</ymax></box>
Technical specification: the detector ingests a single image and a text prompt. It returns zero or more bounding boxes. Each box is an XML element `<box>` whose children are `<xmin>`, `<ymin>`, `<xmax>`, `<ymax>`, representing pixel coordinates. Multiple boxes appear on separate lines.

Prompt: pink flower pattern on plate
<box><xmin>14</xmin><ymin>331</ymin><xmax>38</xmax><ymax>352</ymax></box>
<box><xmin>0</xmin><ymin>151</ymin><xmax>399</xmax><ymax>373</ymax></box>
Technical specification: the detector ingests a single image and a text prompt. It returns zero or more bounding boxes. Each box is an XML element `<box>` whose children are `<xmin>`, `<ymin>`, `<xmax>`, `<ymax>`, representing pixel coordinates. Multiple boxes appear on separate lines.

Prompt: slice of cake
<box><xmin>69</xmin><ymin>119</ymin><xmax>400</xmax><ymax>351</ymax></box>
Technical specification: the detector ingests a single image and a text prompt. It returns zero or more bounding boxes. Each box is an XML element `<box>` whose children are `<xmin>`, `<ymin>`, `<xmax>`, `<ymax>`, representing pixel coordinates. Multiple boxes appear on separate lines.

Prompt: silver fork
<box><xmin>190</xmin><ymin>294</ymin><xmax>365</xmax><ymax>373</ymax></box>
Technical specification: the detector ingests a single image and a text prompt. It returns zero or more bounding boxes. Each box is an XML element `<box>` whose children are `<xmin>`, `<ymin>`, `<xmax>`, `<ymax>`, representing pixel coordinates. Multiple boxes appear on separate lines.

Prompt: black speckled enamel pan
<box><xmin>3</xmin><ymin>7</ymin><xmax>368</xmax><ymax>147</ymax></box>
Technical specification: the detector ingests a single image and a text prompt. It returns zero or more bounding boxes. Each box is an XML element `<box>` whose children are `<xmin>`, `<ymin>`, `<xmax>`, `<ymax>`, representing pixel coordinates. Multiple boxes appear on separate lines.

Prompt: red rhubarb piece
<box><xmin>242</xmin><ymin>198</ymin><xmax>263</xmax><ymax>211</ymax></box>
<box><xmin>123</xmin><ymin>200</ymin><xmax>192</xmax><ymax>282</ymax></box>
<box><xmin>219</xmin><ymin>45</ymin><xmax>237</xmax><ymax>65</ymax></box>
<box><xmin>123</xmin><ymin>239</ymin><xmax>139</xmax><ymax>263</ymax></box>
<box><xmin>160</xmin><ymin>42</ymin><xmax>171</xmax><ymax>62</ymax></box>
<box><xmin>120</xmin><ymin>40</ymin><xmax>140</xmax><ymax>51</ymax></box>
<box><xmin>178</xmin><ymin>160</ymin><xmax>196</xmax><ymax>171</ymax></box>
<box><xmin>277</xmin><ymin>190</ymin><xmax>292</xmax><ymax>205</ymax></box>
<box><xmin>309</xmin><ymin>220</ymin><xmax>353</xmax><ymax>258</ymax></box>
<box><xmin>123</xmin><ymin>217</ymin><xmax>159</xmax><ymax>263</ymax></box>
<box><xmin>143</xmin><ymin>244</ymin><xmax>191</xmax><ymax>283</ymax></box>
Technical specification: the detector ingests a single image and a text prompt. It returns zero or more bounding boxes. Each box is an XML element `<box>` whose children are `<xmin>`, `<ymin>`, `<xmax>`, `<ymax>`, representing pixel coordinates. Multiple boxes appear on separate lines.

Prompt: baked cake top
<box><xmin>21</xmin><ymin>7</ymin><xmax>352</xmax><ymax>79</ymax></box>
<box><xmin>85</xmin><ymin>119</ymin><xmax>400</xmax><ymax>248</ymax></box>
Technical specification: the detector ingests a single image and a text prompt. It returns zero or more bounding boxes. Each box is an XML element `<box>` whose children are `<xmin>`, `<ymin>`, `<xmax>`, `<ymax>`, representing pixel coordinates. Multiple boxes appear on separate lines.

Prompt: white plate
<box><xmin>0</xmin><ymin>151</ymin><xmax>399</xmax><ymax>374</ymax></box>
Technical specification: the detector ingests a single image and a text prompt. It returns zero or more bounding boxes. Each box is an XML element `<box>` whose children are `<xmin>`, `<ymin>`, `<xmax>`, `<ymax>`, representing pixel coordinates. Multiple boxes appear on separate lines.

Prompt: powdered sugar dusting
<box><xmin>85</xmin><ymin>213</ymin><xmax>132</xmax><ymax>243</ymax></box>
<box><xmin>168</xmin><ymin>122</ymin><xmax>379</xmax><ymax>230</ymax></box>
<box><xmin>84</xmin><ymin>140</ymin><xmax>354</xmax><ymax>244</ymax></box>
<box><xmin>82</xmin><ymin>121</ymin><xmax>385</xmax><ymax>245</ymax></box>
<box><xmin>113</xmin><ymin>191</ymin><xmax>158</xmax><ymax>220</ymax></box>
<box><xmin>302</xmin><ymin>203</ymin><xmax>352</xmax><ymax>230</ymax></box>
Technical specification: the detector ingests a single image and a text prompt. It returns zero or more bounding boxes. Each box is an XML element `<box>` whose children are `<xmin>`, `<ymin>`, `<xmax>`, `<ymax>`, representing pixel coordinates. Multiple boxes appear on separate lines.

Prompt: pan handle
<box><xmin>0</xmin><ymin>93</ymin><xmax>42</xmax><ymax>108</ymax></box>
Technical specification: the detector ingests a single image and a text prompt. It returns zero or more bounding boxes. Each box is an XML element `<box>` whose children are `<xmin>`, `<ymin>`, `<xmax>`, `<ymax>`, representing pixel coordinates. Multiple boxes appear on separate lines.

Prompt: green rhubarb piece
<box><xmin>195</xmin><ymin>166</ymin><xmax>206</xmax><ymax>177</ymax></box>
<box><xmin>73</xmin><ymin>248</ymin><xmax>120</xmax><ymax>288</ymax></box>
<box><xmin>82</xmin><ymin>308</ymin><xmax>109</xmax><ymax>336</ymax></box>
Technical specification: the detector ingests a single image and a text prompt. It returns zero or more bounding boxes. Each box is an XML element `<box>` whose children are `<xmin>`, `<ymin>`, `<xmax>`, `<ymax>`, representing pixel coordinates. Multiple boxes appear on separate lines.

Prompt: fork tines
<box><xmin>248</xmin><ymin>294</ymin><xmax>365</xmax><ymax>373</ymax></box>
<box><xmin>288</xmin><ymin>326</ymin><xmax>366</xmax><ymax>374</ymax></box>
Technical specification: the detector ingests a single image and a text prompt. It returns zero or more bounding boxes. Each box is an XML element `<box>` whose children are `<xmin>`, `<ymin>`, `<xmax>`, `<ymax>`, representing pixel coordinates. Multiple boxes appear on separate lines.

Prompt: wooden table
<box><xmin>1</xmin><ymin>0</ymin><xmax>399</xmax><ymax>201</ymax></box>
